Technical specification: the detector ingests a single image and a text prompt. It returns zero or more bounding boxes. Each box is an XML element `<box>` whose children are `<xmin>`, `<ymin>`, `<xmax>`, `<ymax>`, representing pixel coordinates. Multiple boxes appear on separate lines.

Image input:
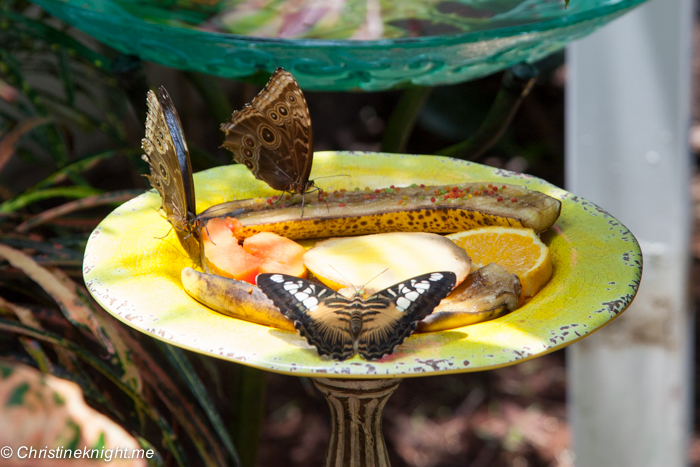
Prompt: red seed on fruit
<box><xmin>430</xmin><ymin>197</ymin><xmax>436</xmax><ymax>202</ymax></box>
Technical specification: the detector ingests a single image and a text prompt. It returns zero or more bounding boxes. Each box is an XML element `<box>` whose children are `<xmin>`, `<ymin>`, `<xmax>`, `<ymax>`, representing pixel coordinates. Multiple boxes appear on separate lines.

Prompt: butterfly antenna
<box><xmin>328</xmin><ymin>265</ymin><xmax>389</xmax><ymax>295</ymax></box>
<box><xmin>363</xmin><ymin>268</ymin><xmax>389</xmax><ymax>291</ymax></box>
<box><xmin>311</xmin><ymin>174</ymin><xmax>351</xmax><ymax>181</ymax></box>
<box><xmin>328</xmin><ymin>264</ymin><xmax>357</xmax><ymax>293</ymax></box>
<box><xmin>154</xmin><ymin>225</ymin><xmax>174</xmax><ymax>240</ymax></box>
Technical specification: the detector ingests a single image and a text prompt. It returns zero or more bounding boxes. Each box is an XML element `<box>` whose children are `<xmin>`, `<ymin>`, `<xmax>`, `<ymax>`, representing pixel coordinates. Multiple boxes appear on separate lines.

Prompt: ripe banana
<box><xmin>181</xmin><ymin>267</ymin><xmax>295</xmax><ymax>331</ymax></box>
<box><xmin>199</xmin><ymin>182</ymin><xmax>561</xmax><ymax>240</ymax></box>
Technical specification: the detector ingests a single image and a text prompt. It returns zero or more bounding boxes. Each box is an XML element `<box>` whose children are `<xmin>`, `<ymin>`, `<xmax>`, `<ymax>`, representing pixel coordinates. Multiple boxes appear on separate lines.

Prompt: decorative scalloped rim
<box><xmin>83</xmin><ymin>152</ymin><xmax>642</xmax><ymax>378</ymax></box>
<box><xmin>31</xmin><ymin>0</ymin><xmax>646</xmax><ymax>90</ymax></box>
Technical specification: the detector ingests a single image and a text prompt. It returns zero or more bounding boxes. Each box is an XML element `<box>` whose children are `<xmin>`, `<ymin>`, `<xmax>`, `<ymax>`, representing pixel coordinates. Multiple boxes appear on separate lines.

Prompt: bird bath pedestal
<box><xmin>83</xmin><ymin>152</ymin><xmax>642</xmax><ymax>466</ymax></box>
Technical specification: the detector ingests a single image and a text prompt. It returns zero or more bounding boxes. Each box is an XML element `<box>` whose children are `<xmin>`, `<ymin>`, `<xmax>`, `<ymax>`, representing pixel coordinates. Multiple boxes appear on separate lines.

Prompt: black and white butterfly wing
<box><xmin>256</xmin><ymin>273</ymin><xmax>356</xmax><ymax>360</ymax></box>
<box><xmin>220</xmin><ymin>68</ymin><xmax>314</xmax><ymax>194</ymax></box>
<box><xmin>141</xmin><ymin>87</ymin><xmax>197</xmax><ymax>238</ymax></box>
<box><xmin>358</xmin><ymin>272</ymin><xmax>457</xmax><ymax>360</ymax></box>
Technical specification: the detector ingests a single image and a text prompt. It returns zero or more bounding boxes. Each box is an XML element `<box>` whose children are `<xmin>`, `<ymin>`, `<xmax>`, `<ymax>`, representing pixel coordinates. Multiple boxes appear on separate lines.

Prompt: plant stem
<box><xmin>184</xmin><ymin>72</ymin><xmax>233</xmax><ymax>125</ymax></box>
<box><xmin>112</xmin><ymin>55</ymin><xmax>150</xmax><ymax>125</ymax></box>
<box><xmin>381</xmin><ymin>86</ymin><xmax>433</xmax><ymax>153</ymax></box>
<box><xmin>436</xmin><ymin>63</ymin><xmax>539</xmax><ymax>161</ymax></box>
<box><xmin>231</xmin><ymin>364</ymin><xmax>266</xmax><ymax>467</ymax></box>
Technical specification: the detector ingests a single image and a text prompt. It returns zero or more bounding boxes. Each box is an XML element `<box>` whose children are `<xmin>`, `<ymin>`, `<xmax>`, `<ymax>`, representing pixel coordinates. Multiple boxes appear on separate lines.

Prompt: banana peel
<box><xmin>416</xmin><ymin>263</ymin><xmax>521</xmax><ymax>332</ymax></box>
<box><xmin>182</xmin><ymin>263</ymin><xmax>523</xmax><ymax>333</ymax></box>
<box><xmin>181</xmin><ymin>267</ymin><xmax>294</xmax><ymax>331</ymax></box>
<box><xmin>200</xmin><ymin>183</ymin><xmax>561</xmax><ymax>239</ymax></box>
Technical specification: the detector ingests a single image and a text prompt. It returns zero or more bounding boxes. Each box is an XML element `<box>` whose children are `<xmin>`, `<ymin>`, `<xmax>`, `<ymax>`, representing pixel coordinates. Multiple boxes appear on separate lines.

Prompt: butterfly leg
<box><xmin>301</xmin><ymin>185</ymin><xmax>329</xmax><ymax>216</ymax></box>
<box><xmin>153</xmin><ymin>225</ymin><xmax>174</xmax><ymax>240</ymax></box>
<box><xmin>312</xmin><ymin>378</ymin><xmax>401</xmax><ymax>467</ymax></box>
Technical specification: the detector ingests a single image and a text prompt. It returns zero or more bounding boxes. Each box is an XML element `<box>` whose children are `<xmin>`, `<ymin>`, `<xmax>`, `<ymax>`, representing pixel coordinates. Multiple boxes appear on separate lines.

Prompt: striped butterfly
<box><xmin>256</xmin><ymin>271</ymin><xmax>457</xmax><ymax>360</ymax></box>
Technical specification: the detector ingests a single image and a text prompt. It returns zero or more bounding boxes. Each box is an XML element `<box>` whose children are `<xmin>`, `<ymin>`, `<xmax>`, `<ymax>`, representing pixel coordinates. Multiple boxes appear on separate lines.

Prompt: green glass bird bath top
<box><xmin>31</xmin><ymin>0</ymin><xmax>645</xmax><ymax>90</ymax></box>
<box><xmin>83</xmin><ymin>152</ymin><xmax>641</xmax><ymax>378</ymax></box>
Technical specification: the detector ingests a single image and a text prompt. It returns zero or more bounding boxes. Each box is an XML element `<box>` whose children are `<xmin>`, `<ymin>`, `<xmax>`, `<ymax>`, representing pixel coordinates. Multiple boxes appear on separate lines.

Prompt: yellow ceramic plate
<box><xmin>83</xmin><ymin>152</ymin><xmax>642</xmax><ymax>378</ymax></box>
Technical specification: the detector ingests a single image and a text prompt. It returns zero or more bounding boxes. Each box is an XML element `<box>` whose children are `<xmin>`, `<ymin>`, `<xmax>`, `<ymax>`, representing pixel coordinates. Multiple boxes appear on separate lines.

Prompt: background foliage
<box><xmin>0</xmin><ymin>1</ymin><xmax>567</xmax><ymax>465</ymax></box>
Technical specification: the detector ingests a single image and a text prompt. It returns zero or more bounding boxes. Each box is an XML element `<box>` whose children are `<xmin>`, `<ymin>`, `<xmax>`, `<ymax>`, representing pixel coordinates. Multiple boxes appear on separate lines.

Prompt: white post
<box><xmin>565</xmin><ymin>0</ymin><xmax>693</xmax><ymax>466</ymax></box>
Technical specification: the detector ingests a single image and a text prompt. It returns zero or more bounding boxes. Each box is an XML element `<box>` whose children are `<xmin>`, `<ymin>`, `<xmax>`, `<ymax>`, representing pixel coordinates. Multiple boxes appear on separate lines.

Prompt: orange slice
<box><xmin>447</xmin><ymin>227</ymin><xmax>552</xmax><ymax>302</ymax></box>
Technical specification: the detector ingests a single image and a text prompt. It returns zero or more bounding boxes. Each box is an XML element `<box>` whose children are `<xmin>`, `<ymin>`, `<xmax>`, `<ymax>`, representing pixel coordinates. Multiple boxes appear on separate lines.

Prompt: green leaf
<box><xmin>6</xmin><ymin>382</ymin><xmax>29</xmax><ymax>406</ymax></box>
<box><xmin>15</xmin><ymin>189</ymin><xmax>143</xmax><ymax>233</ymax></box>
<box><xmin>30</xmin><ymin>151</ymin><xmax>129</xmax><ymax>190</ymax></box>
<box><xmin>0</xmin><ymin>186</ymin><xmax>103</xmax><ymax>213</ymax></box>
<box><xmin>0</xmin><ymin>318</ymin><xmax>188</xmax><ymax>466</ymax></box>
<box><xmin>159</xmin><ymin>343</ymin><xmax>241</xmax><ymax>466</ymax></box>
<box><xmin>1</xmin><ymin>11</ymin><xmax>111</xmax><ymax>69</ymax></box>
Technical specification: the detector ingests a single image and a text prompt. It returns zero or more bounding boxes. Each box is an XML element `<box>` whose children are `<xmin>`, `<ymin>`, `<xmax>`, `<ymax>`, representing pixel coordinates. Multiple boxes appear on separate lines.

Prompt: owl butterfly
<box><xmin>141</xmin><ymin>87</ymin><xmax>203</xmax><ymax>262</ymax></box>
<box><xmin>220</xmin><ymin>68</ymin><xmax>317</xmax><ymax>208</ymax></box>
<box><xmin>256</xmin><ymin>271</ymin><xmax>457</xmax><ymax>361</ymax></box>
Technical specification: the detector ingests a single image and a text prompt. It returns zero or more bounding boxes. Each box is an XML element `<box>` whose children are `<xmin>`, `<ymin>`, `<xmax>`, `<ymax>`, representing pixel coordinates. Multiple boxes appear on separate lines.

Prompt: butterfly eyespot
<box><xmin>242</xmin><ymin>148</ymin><xmax>253</xmax><ymax>158</ymax></box>
<box><xmin>277</xmin><ymin>104</ymin><xmax>288</xmax><ymax>116</ymax></box>
<box><xmin>244</xmin><ymin>160</ymin><xmax>254</xmax><ymax>169</ymax></box>
<box><xmin>287</xmin><ymin>94</ymin><xmax>296</xmax><ymax>103</ymax></box>
<box><xmin>259</xmin><ymin>125</ymin><xmax>276</xmax><ymax>144</ymax></box>
<box><xmin>244</xmin><ymin>137</ymin><xmax>255</xmax><ymax>148</ymax></box>
<box><xmin>158</xmin><ymin>162</ymin><xmax>168</xmax><ymax>179</ymax></box>
<box><xmin>269</xmin><ymin>111</ymin><xmax>279</xmax><ymax>121</ymax></box>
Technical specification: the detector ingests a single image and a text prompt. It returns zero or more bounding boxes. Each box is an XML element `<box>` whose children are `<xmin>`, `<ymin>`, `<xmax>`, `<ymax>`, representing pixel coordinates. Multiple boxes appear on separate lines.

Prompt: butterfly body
<box><xmin>257</xmin><ymin>271</ymin><xmax>457</xmax><ymax>360</ymax></box>
<box><xmin>142</xmin><ymin>87</ymin><xmax>203</xmax><ymax>256</ymax></box>
<box><xmin>220</xmin><ymin>68</ymin><xmax>316</xmax><ymax>199</ymax></box>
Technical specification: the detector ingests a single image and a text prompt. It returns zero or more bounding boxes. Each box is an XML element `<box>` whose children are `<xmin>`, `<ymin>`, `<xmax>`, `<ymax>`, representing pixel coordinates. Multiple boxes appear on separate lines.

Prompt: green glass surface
<box><xmin>31</xmin><ymin>0</ymin><xmax>646</xmax><ymax>90</ymax></box>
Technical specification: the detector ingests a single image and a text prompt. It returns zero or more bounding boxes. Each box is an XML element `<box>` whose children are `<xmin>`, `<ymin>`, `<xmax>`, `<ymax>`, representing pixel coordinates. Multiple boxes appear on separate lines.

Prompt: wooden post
<box><xmin>565</xmin><ymin>0</ymin><xmax>693</xmax><ymax>465</ymax></box>
<box><xmin>312</xmin><ymin>378</ymin><xmax>402</xmax><ymax>467</ymax></box>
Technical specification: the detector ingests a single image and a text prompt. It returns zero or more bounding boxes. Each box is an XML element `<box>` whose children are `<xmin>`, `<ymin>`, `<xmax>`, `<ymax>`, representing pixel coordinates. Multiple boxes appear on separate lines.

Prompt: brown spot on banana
<box><xmin>199</xmin><ymin>183</ymin><xmax>561</xmax><ymax>240</ymax></box>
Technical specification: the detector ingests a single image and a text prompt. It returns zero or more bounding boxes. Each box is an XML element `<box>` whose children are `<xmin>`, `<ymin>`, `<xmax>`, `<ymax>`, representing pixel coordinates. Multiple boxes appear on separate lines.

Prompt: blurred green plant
<box><xmin>0</xmin><ymin>2</ymin><xmax>242</xmax><ymax>465</ymax></box>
